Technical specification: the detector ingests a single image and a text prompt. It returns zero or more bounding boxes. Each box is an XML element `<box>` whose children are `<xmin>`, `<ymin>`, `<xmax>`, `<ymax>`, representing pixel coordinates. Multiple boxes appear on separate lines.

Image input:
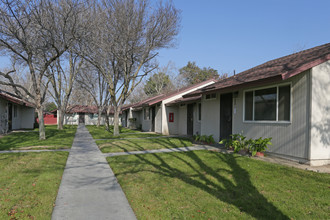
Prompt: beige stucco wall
<box><xmin>178</xmin><ymin>105</ymin><xmax>187</xmax><ymax>135</ymax></box>
<box><xmin>19</xmin><ymin>106</ymin><xmax>34</xmax><ymax>129</ymax></box>
<box><xmin>310</xmin><ymin>60</ymin><xmax>330</xmax><ymax>165</ymax></box>
<box><xmin>165</xmin><ymin>105</ymin><xmax>178</xmax><ymax>135</ymax></box>
<box><xmin>201</xmin><ymin>94</ymin><xmax>220</xmax><ymax>141</ymax></box>
<box><xmin>233</xmin><ymin>71</ymin><xmax>310</xmax><ymax>161</ymax></box>
<box><xmin>155</xmin><ymin>105</ymin><xmax>162</xmax><ymax>133</ymax></box>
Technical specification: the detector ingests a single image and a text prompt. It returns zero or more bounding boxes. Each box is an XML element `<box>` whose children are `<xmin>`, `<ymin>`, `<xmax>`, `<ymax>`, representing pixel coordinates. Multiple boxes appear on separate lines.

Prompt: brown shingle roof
<box><xmin>0</xmin><ymin>90</ymin><xmax>34</xmax><ymax>107</ymax></box>
<box><xmin>147</xmin><ymin>79</ymin><xmax>216</xmax><ymax>106</ymax></box>
<box><xmin>187</xmin><ymin>42</ymin><xmax>330</xmax><ymax>95</ymax></box>
<box><xmin>129</xmin><ymin>94</ymin><xmax>166</xmax><ymax>110</ymax></box>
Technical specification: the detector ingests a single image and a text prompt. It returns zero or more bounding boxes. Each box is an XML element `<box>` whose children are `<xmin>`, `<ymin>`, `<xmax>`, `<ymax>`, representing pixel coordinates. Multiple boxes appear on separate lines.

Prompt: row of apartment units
<box><xmin>121</xmin><ymin>43</ymin><xmax>330</xmax><ymax>166</ymax></box>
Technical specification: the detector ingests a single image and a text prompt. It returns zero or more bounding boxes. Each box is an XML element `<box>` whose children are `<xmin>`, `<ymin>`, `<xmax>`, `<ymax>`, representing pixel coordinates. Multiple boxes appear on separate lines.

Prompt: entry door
<box><xmin>220</xmin><ymin>93</ymin><xmax>233</xmax><ymax>140</ymax></box>
<box><xmin>187</xmin><ymin>104</ymin><xmax>194</xmax><ymax>135</ymax></box>
<box><xmin>151</xmin><ymin>106</ymin><xmax>156</xmax><ymax>132</ymax></box>
<box><xmin>79</xmin><ymin>113</ymin><xmax>85</xmax><ymax>124</ymax></box>
<box><xmin>8</xmin><ymin>103</ymin><xmax>12</xmax><ymax>130</ymax></box>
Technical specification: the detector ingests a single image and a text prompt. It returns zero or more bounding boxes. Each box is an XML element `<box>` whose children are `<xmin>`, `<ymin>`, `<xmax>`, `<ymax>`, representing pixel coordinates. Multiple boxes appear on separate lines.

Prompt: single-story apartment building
<box><xmin>0</xmin><ymin>89</ymin><xmax>35</xmax><ymax>133</ymax></box>
<box><xmin>122</xmin><ymin>79</ymin><xmax>216</xmax><ymax>134</ymax></box>
<box><xmin>62</xmin><ymin>105</ymin><xmax>121</xmax><ymax>126</ymax></box>
<box><xmin>182</xmin><ymin>42</ymin><xmax>330</xmax><ymax>166</ymax></box>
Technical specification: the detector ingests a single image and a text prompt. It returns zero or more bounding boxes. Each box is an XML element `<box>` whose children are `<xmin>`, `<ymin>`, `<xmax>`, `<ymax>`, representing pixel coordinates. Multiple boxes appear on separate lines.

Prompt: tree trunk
<box><xmin>57</xmin><ymin>108</ymin><xmax>64</xmax><ymax>130</ymax></box>
<box><xmin>113</xmin><ymin>106</ymin><xmax>120</xmax><ymax>136</ymax></box>
<box><xmin>36</xmin><ymin>107</ymin><xmax>46</xmax><ymax>140</ymax></box>
<box><xmin>97</xmin><ymin>107</ymin><xmax>102</xmax><ymax>127</ymax></box>
<box><xmin>105</xmin><ymin>106</ymin><xmax>110</xmax><ymax>131</ymax></box>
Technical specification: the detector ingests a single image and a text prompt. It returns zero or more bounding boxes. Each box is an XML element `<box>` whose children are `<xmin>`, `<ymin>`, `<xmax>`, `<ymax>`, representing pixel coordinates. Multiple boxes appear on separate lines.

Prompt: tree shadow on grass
<box><xmin>0</xmin><ymin>127</ymin><xmax>76</xmax><ymax>151</ymax></box>
<box><xmin>100</xmin><ymin>137</ymin><xmax>192</xmax><ymax>153</ymax></box>
<box><xmin>113</xmin><ymin>148</ymin><xmax>290</xmax><ymax>219</ymax></box>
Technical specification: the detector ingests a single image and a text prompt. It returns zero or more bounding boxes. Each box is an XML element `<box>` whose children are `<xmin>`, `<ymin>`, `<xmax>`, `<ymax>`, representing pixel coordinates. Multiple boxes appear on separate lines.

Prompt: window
<box><xmin>144</xmin><ymin>108</ymin><xmax>149</xmax><ymax>120</ymax></box>
<box><xmin>244</xmin><ymin>84</ymin><xmax>291</xmax><ymax>122</ymax></box>
<box><xmin>198</xmin><ymin>103</ymin><xmax>201</xmax><ymax>121</ymax></box>
<box><xmin>205</xmin><ymin>93</ymin><xmax>216</xmax><ymax>100</ymax></box>
<box><xmin>13</xmin><ymin>105</ymin><xmax>17</xmax><ymax>118</ymax></box>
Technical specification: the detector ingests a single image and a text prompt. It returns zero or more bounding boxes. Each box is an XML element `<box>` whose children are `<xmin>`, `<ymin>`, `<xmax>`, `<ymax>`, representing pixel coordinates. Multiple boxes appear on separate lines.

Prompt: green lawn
<box><xmin>0</xmin><ymin>125</ymin><xmax>77</xmax><ymax>151</ymax></box>
<box><xmin>97</xmin><ymin>137</ymin><xmax>193</xmax><ymax>153</ymax></box>
<box><xmin>0</xmin><ymin>152</ymin><xmax>69</xmax><ymax>219</ymax></box>
<box><xmin>86</xmin><ymin>125</ymin><xmax>162</xmax><ymax>139</ymax></box>
<box><xmin>108</xmin><ymin>151</ymin><xmax>330</xmax><ymax>219</ymax></box>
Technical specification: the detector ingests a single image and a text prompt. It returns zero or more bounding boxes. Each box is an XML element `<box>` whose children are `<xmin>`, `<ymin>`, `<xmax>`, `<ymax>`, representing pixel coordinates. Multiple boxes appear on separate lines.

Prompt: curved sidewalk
<box><xmin>52</xmin><ymin>124</ymin><xmax>136</xmax><ymax>220</ymax></box>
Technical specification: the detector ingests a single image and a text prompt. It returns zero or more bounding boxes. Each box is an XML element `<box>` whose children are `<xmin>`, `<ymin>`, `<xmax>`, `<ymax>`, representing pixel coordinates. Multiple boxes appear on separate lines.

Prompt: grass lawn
<box><xmin>86</xmin><ymin>125</ymin><xmax>162</xmax><ymax>140</ymax></box>
<box><xmin>108</xmin><ymin>151</ymin><xmax>330</xmax><ymax>219</ymax></box>
<box><xmin>0</xmin><ymin>152</ymin><xmax>69</xmax><ymax>219</ymax></box>
<box><xmin>0</xmin><ymin>125</ymin><xmax>77</xmax><ymax>151</ymax></box>
<box><xmin>97</xmin><ymin>137</ymin><xmax>193</xmax><ymax>153</ymax></box>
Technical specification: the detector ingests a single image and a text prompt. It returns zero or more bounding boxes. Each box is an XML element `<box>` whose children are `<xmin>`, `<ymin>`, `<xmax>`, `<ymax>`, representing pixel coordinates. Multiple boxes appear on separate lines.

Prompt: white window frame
<box><xmin>243</xmin><ymin>82</ymin><xmax>292</xmax><ymax>124</ymax></box>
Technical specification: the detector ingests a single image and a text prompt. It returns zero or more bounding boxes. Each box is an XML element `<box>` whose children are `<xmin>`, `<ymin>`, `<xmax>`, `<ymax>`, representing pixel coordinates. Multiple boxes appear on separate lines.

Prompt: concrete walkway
<box><xmin>52</xmin><ymin>124</ymin><xmax>136</xmax><ymax>220</ymax></box>
<box><xmin>104</xmin><ymin>145</ymin><xmax>218</xmax><ymax>157</ymax></box>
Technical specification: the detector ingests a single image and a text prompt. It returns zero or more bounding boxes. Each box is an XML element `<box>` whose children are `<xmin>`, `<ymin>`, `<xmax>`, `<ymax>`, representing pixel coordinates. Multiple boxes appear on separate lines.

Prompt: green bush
<box><xmin>220</xmin><ymin>134</ymin><xmax>272</xmax><ymax>155</ymax></box>
<box><xmin>249</xmin><ymin>137</ymin><xmax>272</xmax><ymax>156</ymax></box>
<box><xmin>193</xmin><ymin>134</ymin><xmax>215</xmax><ymax>144</ymax></box>
<box><xmin>220</xmin><ymin>133</ymin><xmax>251</xmax><ymax>153</ymax></box>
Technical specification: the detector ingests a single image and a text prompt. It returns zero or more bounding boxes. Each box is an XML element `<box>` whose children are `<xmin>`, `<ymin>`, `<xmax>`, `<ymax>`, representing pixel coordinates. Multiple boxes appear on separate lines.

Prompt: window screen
<box><xmin>278</xmin><ymin>85</ymin><xmax>290</xmax><ymax>121</ymax></box>
<box><xmin>244</xmin><ymin>91</ymin><xmax>253</xmax><ymax>120</ymax></box>
<box><xmin>254</xmin><ymin>88</ymin><xmax>277</xmax><ymax>121</ymax></box>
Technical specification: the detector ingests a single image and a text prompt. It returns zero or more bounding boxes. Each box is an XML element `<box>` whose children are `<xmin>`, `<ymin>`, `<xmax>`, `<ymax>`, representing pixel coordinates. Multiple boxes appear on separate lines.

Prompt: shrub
<box><xmin>207</xmin><ymin>135</ymin><xmax>215</xmax><ymax>144</ymax></box>
<box><xmin>231</xmin><ymin>134</ymin><xmax>249</xmax><ymax>153</ymax></box>
<box><xmin>249</xmin><ymin>137</ymin><xmax>272</xmax><ymax>156</ymax></box>
<box><xmin>193</xmin><ymin>134</ymin><xmax>215</xmax><ymax>144</ymax></box>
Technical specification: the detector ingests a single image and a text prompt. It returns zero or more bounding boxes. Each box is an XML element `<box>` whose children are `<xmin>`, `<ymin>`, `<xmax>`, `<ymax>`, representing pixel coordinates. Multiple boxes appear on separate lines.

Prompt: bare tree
<box><xmin>48</xmin><ymin>51</ymin><xmax>84</xmax><ymax>129</ymax></box>
<box><xmin>126</xmin><ymin>82</ymin><xmax>148</xmax><ymax>104</ymax></box>
<box><xmin>78</xmin><ymin>0</ymin><xmax>181</xmax><ymax>136</ymax></box>
<box><xmin>76</xmin><ymin>63</ymin><xmax>110</xmax><ymax>127</ymax></box>
<box><xmin>0</xmin><ymin>0</ymin><xmax>87</xmax><ymax>139</ymax></box>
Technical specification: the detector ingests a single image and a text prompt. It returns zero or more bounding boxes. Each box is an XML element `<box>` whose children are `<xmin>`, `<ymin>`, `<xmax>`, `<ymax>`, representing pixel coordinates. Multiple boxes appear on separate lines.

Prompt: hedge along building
<box><xmin>0</xmin><ymin>90</ymin><xmax>35</xmax><ymax>133</ymax></box>
<box><xmin>62</xmin><ymin>105</ymin><xmax>121</xmax><ymax>126</ymax></box>
<box><xmin>185</xmin><ymin>43</ymin><xmax>330</xmax><ymax>166</ymax></box>
<box><xmin>124</xmin><ymin>79</ymin><xmax>216</xmax><ymax>134</ymax></box>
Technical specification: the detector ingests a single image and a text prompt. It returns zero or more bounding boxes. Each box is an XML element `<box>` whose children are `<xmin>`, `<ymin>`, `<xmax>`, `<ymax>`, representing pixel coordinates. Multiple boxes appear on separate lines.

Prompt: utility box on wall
<box><xmin>169</xmin><ymin>112</ymin><xmax>174</xmax><ymax>122</ymax></box>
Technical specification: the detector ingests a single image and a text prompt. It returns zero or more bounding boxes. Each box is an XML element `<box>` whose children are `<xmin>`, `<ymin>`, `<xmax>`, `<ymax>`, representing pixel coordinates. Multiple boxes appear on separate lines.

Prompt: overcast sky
<box><xmin>157</xmin><ymin>0</ymin><xmax>330</xmax><ymax>76</ymax></box>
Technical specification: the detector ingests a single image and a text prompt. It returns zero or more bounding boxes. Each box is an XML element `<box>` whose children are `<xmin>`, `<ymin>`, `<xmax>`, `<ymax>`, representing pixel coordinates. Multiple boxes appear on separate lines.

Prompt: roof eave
<box><xmin>281</xmin><ymin>54</ymin><xmax>330</xmax><ymax>80</ymax></box>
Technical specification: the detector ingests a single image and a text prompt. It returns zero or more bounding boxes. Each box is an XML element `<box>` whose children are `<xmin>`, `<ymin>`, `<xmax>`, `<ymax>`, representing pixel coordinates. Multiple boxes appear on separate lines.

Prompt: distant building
<box><xmin>62</xmin><ymin>105</ymin><xmax>121</xmax><ymax>126</ymax></box>
<box><xmin>0</xmin><ymin>90</ymin><xmax>35</xmax><ymax>134</ymax></box>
